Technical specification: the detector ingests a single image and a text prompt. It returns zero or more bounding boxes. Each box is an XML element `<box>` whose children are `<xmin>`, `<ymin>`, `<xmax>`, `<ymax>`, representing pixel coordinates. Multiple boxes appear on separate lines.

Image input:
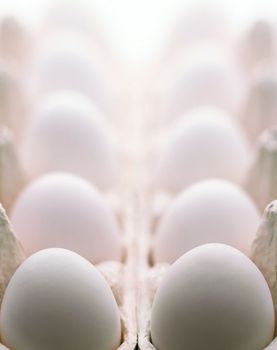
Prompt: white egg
<box><xmin>167</xmin><ymin>47</ymin><xmax>244</xmax><ymax>118</ymax></box>
<box><xmin>31</xmin><ymin>44</ymin><xmax>108</xmax><ymax>109</ymax></box>
<box><xmin>20</xmin><ymin>90</ymin><xmax>119</xmax><ymax>189</ymax></box>
<box><xmin>155</xmin><ymin>107</ymin><xmax>251</xmax><ymax>192</ymax></box>
<box><xmin>151</xmin><ymin>244</ymin><xmax>275</xmax><ymax>350</ymax></box>
<box><xmin>153</xmin><ymin>179</ymin><xmax>260</xmax><ymax>263</ymax></box>
<box><xmin>32</xmin><ymin>89</ymin><xmax>104</xmax><ymax>124</ymax></box>
<box><xmin>0</xmin><ymin>248</ymin><xmax>122</xmax><ymax>350</ymax></box>
<box><xmin>10</xmin><ymin>173</ymin><xmax>122</xmax><ymax>263</ymax></box>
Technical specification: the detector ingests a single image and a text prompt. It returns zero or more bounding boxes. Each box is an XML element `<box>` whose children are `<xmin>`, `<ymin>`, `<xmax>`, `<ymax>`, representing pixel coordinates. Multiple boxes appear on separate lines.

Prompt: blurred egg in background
<box><xmin>165</xmin><ymin>45</ymin><xmax>245</xmax><ymax>119</ymax></box>
<box><xmin>20</xmin><ymin>90</ymin><xmax>120</xmax><ymax>189</ymax></box>
<box><xmin>153</xmin><ymin>180</ymin><xmax>260</xmax><ymax>263</ymax></box>
<box><xmin>154</xmin><ymin>107</ymin><xmax>251</xmax><ymax>192</ymax></box>
<box><xmin>10</xmin><ymin>172</ymin><xmax>122</xmax><ymax>263</ymax></box>
<box><xmin>29</xmin><ymin>44</ymin><xmax>111</xmax><ymax>111</ymax></box>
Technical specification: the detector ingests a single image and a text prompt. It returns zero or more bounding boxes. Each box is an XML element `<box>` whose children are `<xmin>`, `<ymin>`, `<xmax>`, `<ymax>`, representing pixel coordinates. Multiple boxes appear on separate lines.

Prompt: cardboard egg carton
<box><xmin>0</xmin><ymin>126</ymin><xmax>25</xmax><ymax>213</ymax></box>
<box><xmin>97</xmin><ymin>189</ymin><xmax>137</xmax><ymax>350</ymax></box>
<box><xmin>136</xmin><ymin>187</ymin><xmax>168</xmax><ymax>350</ymax></box>
<box><xmin>244</xmin><ymin>127</ymin><xmax>277</xmax><ymax>212</ymax></box>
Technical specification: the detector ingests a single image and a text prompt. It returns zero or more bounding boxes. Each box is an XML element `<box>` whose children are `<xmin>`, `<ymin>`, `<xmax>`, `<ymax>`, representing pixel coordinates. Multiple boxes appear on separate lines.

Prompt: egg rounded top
<box><xmin>153</xmin><ymin>179</ymin><xmax>260</xmax><ymax>263</ymax></box>
<box><xmin>10</xmin><ymin>172</ymin><xmax>122</xmax><ymax>263</ymax></box>
<box><xmin>0</xmin><ymin>248</ymin><xmax>122</xmax><ymax>350</ymax></box>
<box><xmin>30</xmin><ymin>42</ymin><xmax>110</xmax><ymax>111</ymax></box>
<box><xmin>20</xmin><ymin>90</ymin><xmax>119</xmax><ymax>189</ymax></box>
<box><xmin>151</xmin><ymin>243</ymin><xmax>274</xmax><ymax>350</ymax></box>
<box><xmin>168</xmin><ymin>47</ymin><xmax>244</xmax><ymax>118</ymax></box>
<box><xmin>155</xmin><ymin>107</ymin><xmax>250</xmax><ymax>192</ymax></box>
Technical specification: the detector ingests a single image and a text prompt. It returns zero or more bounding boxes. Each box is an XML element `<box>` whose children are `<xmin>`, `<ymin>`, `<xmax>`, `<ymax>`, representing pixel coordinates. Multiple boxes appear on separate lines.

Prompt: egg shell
<box><xmin>151</xmin><ymin>244</ymin><xmax>275</xmax><ymax>350</ymax></box>
<box><xmin>167</xmin><ymin>47</ymin><xmax>244</xmax><ymax>119</ymax></box>
<box><xmin>0</xmin><ymin>204</ymin><xmax>24</xmax><ymax>305</ymax></box>
<box><xmin>251</xmin><ymin>200</ymin><xmax>277</xmax><ymax>335</ymax></box>
<box><xmin>141</xmin><ymin>43</ymin><xmax>243</xmax><ymax>131</ymax></box>
<box><xmin>155</xmin><ymin>107</ymin><xmax>251</xmax><ymax>192</ymax></box>
<box><xmin>20</xmin><ymin>90</ymin><xmax>119</xmax><ymax>189</ymax></box>
<box><xmin>0</xmin><ymin>248</ymin><xmax>122</xmax><ymax>350</ymax></box>
<box><xmin>10</xmin><ymin>172</ymin><xmax>122</xmax><ymax>263</ymax></box>
<box><xmin>30</xmin><ymin>43</ymin><xmax>109</xmax><ymax>110</ymax></box>
<box><xmin>153</xmin><ymin>179</ymin><xmax>260</xmax><ymax>263</ymax></box>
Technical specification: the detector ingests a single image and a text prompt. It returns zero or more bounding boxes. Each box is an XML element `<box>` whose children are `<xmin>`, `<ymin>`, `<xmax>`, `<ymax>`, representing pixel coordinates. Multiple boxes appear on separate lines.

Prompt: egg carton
<box><xmin>0</xmin><ymin>186</ymin><xmax>137</xmax><ymax>350</ymax></box>
<box><xmin>244</xmin><ymin>127</ymin><xmax>277</xmax><ymax>212</ymax></box>
<box><xmin>0</xmin><ymin>126</ymin><xmax>25</xmax><ymax>214</ymax></box>
<box><xmin>97</xmin><ymin>190</ymin><xmax>138</xmax><ymax>350</ymax></box>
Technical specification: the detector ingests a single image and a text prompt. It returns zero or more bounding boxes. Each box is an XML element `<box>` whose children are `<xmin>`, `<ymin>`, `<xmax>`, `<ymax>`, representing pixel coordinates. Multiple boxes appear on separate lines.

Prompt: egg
<box><xmin>30</xmin><ymin>44</ymin><xmax>109</xmax><ymax>110</ymax></box>
<box><xmin>0</xmin><ymin>248</ymin><xmax>122</xmax><ymax>350</ymax></box>
<box><xmin>10</xmin><ymin>172</ymin><xmax>122</xmax><ymax>263</ymax></box>
<box><xmin>167</xmin><ymin>46</ymin><xmax>244</xmax><ymax>118</ymax></box>
<box><xmin>153</xmin><ymin>179</ymin><xmax>260</xmax><ymax>263</ymax></box>
<box><xmin>151</xmin><ymin>244</ymin><xmax>274</xmax><ymax>350</ymax></box>
<box><xmin>155</xmin><ymin>107</ymin><xmax>251</xmax><ymax>192</ymax></box>
<box><xmin>20</xmin><ymin>90</ymin><xmax>119</xmax><ymax>189</ymax></box>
